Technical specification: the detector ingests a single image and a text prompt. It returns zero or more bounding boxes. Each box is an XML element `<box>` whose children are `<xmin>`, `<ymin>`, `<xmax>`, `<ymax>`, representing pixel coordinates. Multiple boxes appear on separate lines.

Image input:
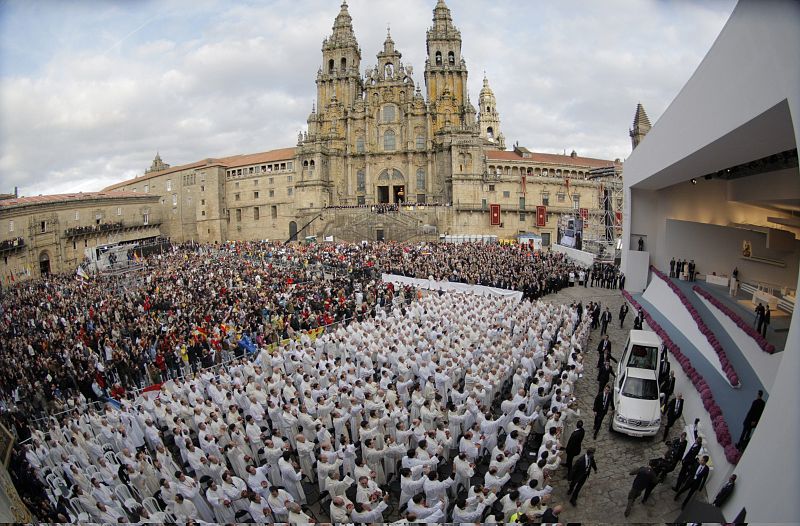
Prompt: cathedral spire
<box><xmin>630</xmin><ymin>102</ymin><xmax>651</xmax><ymax>150</ymax></box>
<box><xmin>331</xmin><ymin>1</ymin><xmax>355</xmax><ymax>42</ymax></box>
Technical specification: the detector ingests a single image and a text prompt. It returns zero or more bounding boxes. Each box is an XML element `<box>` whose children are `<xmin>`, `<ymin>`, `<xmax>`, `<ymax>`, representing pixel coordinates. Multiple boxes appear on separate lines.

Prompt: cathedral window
<box><xmin>357</xmin><ymin>170</ymin><xmax>366</xmax><ymax>192</ymax></box>
<box><xmin>487</xmin><ymin>126</ymin><xmax>494</xmax><ymax>140</ymax></box>
<box><xmin>448</xmin><ymin>51</ymin><xmax>455</xmax><ymax>65</ymax></box>
<box><xmin>435</xmin><ymin>51</ymin><xmax>442</xmax><ymax>66</ymax></box>
<box><xmin>383</xmin><ymin>105</ymin><xmax>395</xmax><ymax>123</ymax></box>
<box><xmin>328</xmin><ymin>59</ymin><xmax>334</xmax><ymax>73</ymax></box>
<box><xmin>356</xmin><ymin>136</ymin><xmax>365</xmax><ymax>153</ymax></box>
<box><xmin>383</xmin><ymin>129</ymin><xmax>396</xmax><ymax>151</ymax></box>
<box><xmin>416</xmin><ymin>168</ymin><xmax>426</xmax><ymax>190</ymax></box>
<box><xmin>416</xmin><ymin>135</ymin><xmax>425</xmax><ymax>150</ymax></box>
<box><xmin>341</xmin><ymin>57</ymin><xmax>347</xmax><ymax>71</ymax></box>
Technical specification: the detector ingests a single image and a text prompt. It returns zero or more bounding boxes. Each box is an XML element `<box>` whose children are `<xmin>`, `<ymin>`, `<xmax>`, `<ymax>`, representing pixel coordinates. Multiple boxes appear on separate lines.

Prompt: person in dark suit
<box><xmin>624</xmin><ymin>465</ymin><xmax>657</xmax><ymax>517</ymax></box>
<box><xmin>673</xmin><ymin>437</ymin><xmax>703</xmax><ymax>491</ymax></box>
<box><xmin>619</xmin><ymin>304</ymin><xmax>629</xmax><ymax>328</ymax></box>
<box><xmin>633</xmin><ymin>311</ymin><xmax>643</xmax><ymax>330</ymax></box>
<box><xmin>761</xmin><ymin>306</ymin><xmax>771</xmax><ymax>337</ymax></box>
<box><xmin>619</xmin><ymin>273</ymin><xmax>626</xmax><ymax>290</ymax></box>
<box><xmin>596</xmin><ymin>334</ymin><xmax>611</xmax><ymax>355</ymax></box>
<box><xmin>675</xmin><ymin>455</ymin><xmax>710</xmax><ymax>508</ymax></box>
<box><xmin>669</xmin><ymin>257</ymin><xmax>676</xmax><ymax>278</ymax></box>
<box><xmin>593</xmin><ymin>384</ymin><xmax>614</xmax><ymax>439</ymax></box>
<box><xmin>597</xmin><ymin>360</ymin><xmax>615</xmax><ymax>393</ymax></box>
<box><xmin>540</xmin><ymin>505</ymin><xmax>562</xmax><ymax>522</ymax></box>
<box><xmin>600</xmin><ymin>308</ymin><xmax>612</xmax><ymax>335</ymax></box>
<box><xmin>713</xmin><ymin>474</ymin><xmax>737</xmax><ymax>507</ymax></box>
<box><xmin>564</xmin><ymin>420</ymin><xmax>585</xmax><ymax>479</ymax></box>
<box><xmin>668</xmin><ymin>432</ymin><xmax>689</xmax><ymax>470</ymax></box>
<box><xmin>754</xmin><ymin>303</ymin><xmax>765</xmax><ymax>332</ymax></box>
<box><xmin>567</xmin><ymin>448</ymin><xmax>597</xmax><ymax>506</ymax></box>
<box><xmin>663</xmin><ymin>393</ymin><xmax>684</xmax><ymax>440</ymax></box>
<box><xmin>737</xmin><ymin>390</ymin><xmax>766</xmax><ymax>450</ymax></box>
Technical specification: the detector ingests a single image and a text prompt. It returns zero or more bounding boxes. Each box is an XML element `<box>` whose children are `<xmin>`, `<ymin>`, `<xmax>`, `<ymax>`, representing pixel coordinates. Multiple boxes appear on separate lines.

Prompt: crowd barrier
<box><xmin>381</xmin><ymin>273</ymin><xmax>524</xmax><ymax>303</ymax></box>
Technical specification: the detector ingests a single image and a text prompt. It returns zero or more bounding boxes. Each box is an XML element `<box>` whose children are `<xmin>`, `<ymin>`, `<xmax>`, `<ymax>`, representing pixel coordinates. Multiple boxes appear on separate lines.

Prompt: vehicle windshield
<box><xmin>622</xmin><ymin>377</ymin><xmax>659</xmax><ymax>400</ymax></box>
<box><xmin>626</xmin><ymin>344</ymin><xmax>659</xmax><ymax>370</ymax></box>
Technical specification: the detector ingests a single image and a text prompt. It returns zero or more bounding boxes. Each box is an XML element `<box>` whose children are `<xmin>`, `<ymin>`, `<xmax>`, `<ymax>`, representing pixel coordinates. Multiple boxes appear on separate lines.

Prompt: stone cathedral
<box><xmin>100</xmin><ymin>0</ymin><xmax>627</xmax><ymax>247</ymax></box>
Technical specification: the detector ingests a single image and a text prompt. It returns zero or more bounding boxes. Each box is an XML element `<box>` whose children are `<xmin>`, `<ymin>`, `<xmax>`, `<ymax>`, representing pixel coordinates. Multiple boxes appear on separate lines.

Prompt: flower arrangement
<box><xmin>622</xmin><ymin>289</ymin><xmax>741</xmax><ymax>464</ymax></box>
<box><xmin>693</xmin><ymin>285</ymin><xmax>776</xmax><ymax>354</ymax></box>
<box><xmin>650</xmin><ymin>266</ymin><xmax>740</xmax><ymax>387</ymax></box>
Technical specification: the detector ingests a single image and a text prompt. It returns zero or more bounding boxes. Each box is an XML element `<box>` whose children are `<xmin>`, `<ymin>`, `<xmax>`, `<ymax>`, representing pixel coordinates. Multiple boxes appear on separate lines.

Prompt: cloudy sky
<box><xmin>0</xmin><ymin>0</ymin><xmax>736</xmax><ymax>196</ymax></box>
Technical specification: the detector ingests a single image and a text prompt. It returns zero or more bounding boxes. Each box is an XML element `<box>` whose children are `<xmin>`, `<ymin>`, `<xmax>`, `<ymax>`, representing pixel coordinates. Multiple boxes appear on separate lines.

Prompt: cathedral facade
<box><xmin>101</xmin><ymin>0</ymin><xmax>625</xmax><ymax>247</ymax></box>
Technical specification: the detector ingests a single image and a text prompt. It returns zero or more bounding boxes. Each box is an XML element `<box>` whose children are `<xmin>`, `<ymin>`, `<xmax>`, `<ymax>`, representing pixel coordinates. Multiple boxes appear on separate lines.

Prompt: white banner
<box><xmin>381</xmin><ymin>273</ymin><xmax>524</xmax><ymax>303</ymax></box>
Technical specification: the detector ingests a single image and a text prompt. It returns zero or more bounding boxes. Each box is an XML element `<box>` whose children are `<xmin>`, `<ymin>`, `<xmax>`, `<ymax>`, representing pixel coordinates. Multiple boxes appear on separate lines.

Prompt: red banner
<box><xmin>490</xmin><ymin>204</ymin><xmax>501</xmax><ymax>226</ymax></box>
<box><xmin>615</xmin><ymin>211</ymin><xmax>623</xmax><ymax>225</ymax></box>
<box><xmin>536</xmin><ymin>205</ymin><xmax>547</xmax><ymax>227</ymax></box>
<box><xmin>580</xmin><ymin>207</ymin><xmax>588</xmax><ymax>220</ymax></box>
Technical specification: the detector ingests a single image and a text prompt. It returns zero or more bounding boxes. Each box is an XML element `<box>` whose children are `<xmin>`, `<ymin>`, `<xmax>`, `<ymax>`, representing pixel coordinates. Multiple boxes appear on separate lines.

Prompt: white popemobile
<box><xmin>612</xmin><ymin>330</ymin><xmax>663</xmax><ymax>437</ymax></box>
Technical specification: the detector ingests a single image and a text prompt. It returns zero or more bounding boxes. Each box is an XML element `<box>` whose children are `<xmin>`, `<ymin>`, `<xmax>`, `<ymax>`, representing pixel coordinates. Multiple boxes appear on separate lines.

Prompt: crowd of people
<box><xmin>9</xmin><ymin>289</ymin><xmax>596</xmax><ymax>523</ymax></box>
<box><xmin>0</xmin><ymin>239</ymin><xmax>636</xmax><ymax>522</ymax></box>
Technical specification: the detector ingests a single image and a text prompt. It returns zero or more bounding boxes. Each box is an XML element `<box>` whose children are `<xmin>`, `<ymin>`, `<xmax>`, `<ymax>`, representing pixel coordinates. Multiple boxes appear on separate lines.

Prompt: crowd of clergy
<box><xmin>11</xmin><ymin>288</ymin><xmax>594</xmax><ymax>523</ymax></box>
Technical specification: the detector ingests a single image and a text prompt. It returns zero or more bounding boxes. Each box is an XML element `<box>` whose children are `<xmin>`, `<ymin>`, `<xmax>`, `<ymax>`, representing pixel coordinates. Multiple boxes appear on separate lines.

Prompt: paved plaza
<box><xmin>544</xmin><ymin>284</ymin><xmax>696</xmax><ymax>523</ymax></box>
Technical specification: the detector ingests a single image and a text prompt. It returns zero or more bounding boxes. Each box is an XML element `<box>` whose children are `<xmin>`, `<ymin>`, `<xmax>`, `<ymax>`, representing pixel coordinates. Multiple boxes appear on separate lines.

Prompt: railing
<box><xmin>64</xmin><ymin>222</ymin><xmax>161</xmax><ymax>238</ymax></box>
<box><xmin>0</xmin><ymin>237</ymin><xmax>25</xmax><ymax>252</ymax></box>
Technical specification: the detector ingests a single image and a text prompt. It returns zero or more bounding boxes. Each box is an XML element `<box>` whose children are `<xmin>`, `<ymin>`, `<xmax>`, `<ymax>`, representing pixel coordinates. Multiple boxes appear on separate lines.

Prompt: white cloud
<box><xmin>0</xmin><ymin>0</ymin><xmax>736</xmax><ymax>196</ymax></box>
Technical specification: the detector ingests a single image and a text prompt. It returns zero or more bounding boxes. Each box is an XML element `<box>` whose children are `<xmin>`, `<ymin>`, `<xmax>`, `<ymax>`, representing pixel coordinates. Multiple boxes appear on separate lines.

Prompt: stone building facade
<box><xmin>0</xmin><ymin>192</ymin><xmax>162</xmax><ymax>282</ymax></box>
<box><xmin>103</xmin><ymin>0</ymin><xmax>624</xmax><ymax>246</ymax></box>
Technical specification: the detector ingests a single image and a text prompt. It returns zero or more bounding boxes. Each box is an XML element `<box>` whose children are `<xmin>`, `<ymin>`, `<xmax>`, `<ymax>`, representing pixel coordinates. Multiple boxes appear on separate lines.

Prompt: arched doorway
<box><xmin>288</xmin><ymin>221</ymin><xmax>298</xmax><ymax>242</ymax></box>
<box><xmin>38</xmin><ymin>250</ymin><xmax>51</xmax><ymax>276</ymax></box>
<box><xmin>377</xmin><ymin>169</ymin><xmax>405</xmax><ymax>204</ymax></box>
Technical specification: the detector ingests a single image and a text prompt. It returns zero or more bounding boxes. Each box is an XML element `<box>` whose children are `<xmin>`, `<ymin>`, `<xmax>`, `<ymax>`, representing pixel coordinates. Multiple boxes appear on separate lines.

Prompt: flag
<box><xmin>76</xmin><ymin>266</ymin><xmax>89</xmax><ymax>280</ymax></box>
<box><xmin>536</xmin><ymin>206</ymin><xmax>547</xmax><ymax>227</ymax></box>
<box><xmin>490</xmin><ymin>204</ymin><xmax>501</xmax><ymax>226</ymax></box>
<box><xmin>521</xmin><ymin>174</ymin><xmax>527</xmax><ymax>195</ymax></box>
<box><xmin>565</xmin><ymin>177</ymin><xmax>570</xmax><ymax>197</ymax></box>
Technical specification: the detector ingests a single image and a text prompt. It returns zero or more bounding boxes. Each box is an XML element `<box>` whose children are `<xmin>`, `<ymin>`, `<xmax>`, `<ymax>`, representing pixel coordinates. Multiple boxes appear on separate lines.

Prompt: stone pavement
<box><xmin>543</xmin><ymin>283</ymin><xmax>704</xmax><ymax>524</ymax></box>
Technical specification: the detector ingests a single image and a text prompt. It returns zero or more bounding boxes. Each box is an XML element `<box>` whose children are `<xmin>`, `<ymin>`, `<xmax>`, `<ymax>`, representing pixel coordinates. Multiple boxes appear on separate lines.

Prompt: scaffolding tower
<box><xmin>584</xmin><ymin>165</ymin><xmax>624</xmax><ymax>261</ymax></box>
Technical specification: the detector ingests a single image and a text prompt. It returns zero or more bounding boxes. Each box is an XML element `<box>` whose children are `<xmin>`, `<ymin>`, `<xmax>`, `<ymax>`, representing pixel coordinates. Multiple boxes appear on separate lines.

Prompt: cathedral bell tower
<box><xmin>629</xmin><ymin>102</ymin><xmax>651</xmax><ymax>150</ymax></box>
<box><xmin>316</xmin><ymin>1</ymin><xmax>362</xmax><ymax>115</ymax></box>
<box><xmin>424</xmin><ymin>0</ymin><xmax>470</xmax><ymax>134</ymax></box>
<box><xmin>478</xmin><ymin>75</ymin><xmax>505</xmax><ymax>149</ymax></box>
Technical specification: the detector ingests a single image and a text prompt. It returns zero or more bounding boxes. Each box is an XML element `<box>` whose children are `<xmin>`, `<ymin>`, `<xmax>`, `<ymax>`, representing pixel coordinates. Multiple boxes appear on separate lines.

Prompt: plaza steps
<box><xmin>316</xmin><ymin>206</ymin><xmax>444</xmax><ymax>242</ymax></box>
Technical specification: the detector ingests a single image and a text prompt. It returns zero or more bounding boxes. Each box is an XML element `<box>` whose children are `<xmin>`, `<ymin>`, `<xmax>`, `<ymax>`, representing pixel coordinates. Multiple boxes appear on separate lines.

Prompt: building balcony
<box><xmin>64</xmin><ymin>221</ymin><xmax>161</xmax><ymax>238</ymax></box>
<box><xmin>0</xmin><ymin>237</ymin><xmax>25</xmax><ymax>253</ymax></box>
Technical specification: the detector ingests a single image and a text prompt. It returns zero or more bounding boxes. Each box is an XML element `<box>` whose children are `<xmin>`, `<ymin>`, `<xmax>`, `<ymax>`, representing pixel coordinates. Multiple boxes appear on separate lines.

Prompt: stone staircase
<box><xmin>313</xmin><ymin>207</ymin><xmax>447</xmax><ymax>242</ymax></box>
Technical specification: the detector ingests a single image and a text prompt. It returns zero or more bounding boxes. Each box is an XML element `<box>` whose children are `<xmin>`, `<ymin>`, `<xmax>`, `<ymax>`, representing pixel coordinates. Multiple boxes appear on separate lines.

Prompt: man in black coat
<box><xmin>713</xmin><ymin>474</ymin><xmax>737</xmax><ymax>507</ymax></box>
<box><xmin>597</xmin><ymin>360</ymin><xmax>615</xmax><ymax>394</ymax></box>
<box><xmin>619</xmin><ymin>303</ymin><xmax>629</xmax><ymax>328</ymax></box>
<box><xmin>540</xmin><ymin>505</ymin><xmax>562</xmax><ymax>523</ymax></box>
<box><xmin>593</xmin><ymin>384</ymin><xmax>614</xmax><ymax>439</ymax></box>
<box><xmin>673</xmin><ymin>437</ymin><xmax>703</xmax><ymax>491</ymax></box>
<box><xmin>564</xmin><ymin>420</ymin><xmax>585</xmax><ymax>479</ymax></box>
<box><xmin>663</xmin><ymin>393</ymin><xmax>684</xmax><ymax>440</ymax></box>
<box><xmin>567</xmin><ymin>448</ymin><xmax>597</xmax><ymax>506</ymax></box>
<box><xmin>596</xmin><ymin>334</ymin><xmax>611</xmax><ymax>356</ymax></box>
<box><xmin>669</xmin><ymin>257</ymin><xmax>676</xmax><ymax>278</ymax></box>
<box><xmin>633</xmin><ymin>310</ymin><xmax>643</xmax><ymax>330</ymax></box>
<box><xmin>600</xmin><ymin>308</ymin><xmax>613</xmax><ymax>335</ymax></box>
<box><xmin>624</xmin><ymin>465</ymin><xmax>657</xmax><ymax>517</ymax></box>
<box><xmin>668</xmin><ymin>432</ymin><xmax>689</xmax><ymax>470</ymax></box>
<box><xmin>675</xmin><ymin>455</ymin><xmax>710</xmax><ymax>508</ymax></box>
<box><xmin>737</xmin><ymin>389</ymin><xmax>766</xmax><ymax>450</ymax></box>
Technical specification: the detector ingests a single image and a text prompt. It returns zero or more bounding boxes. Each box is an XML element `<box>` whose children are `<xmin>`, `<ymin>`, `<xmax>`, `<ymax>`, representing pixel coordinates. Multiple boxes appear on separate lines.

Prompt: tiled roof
<box><xmin>104</xmin><ymin>147</ymin><xmax>297</xmax><ymax>191</ymax></box>
<box><xmin>0</xmin><ymin>191</ymin><xmax>151</xmax><ymax>209</ymax></box>
<box><xmin>486</xmin><ymin>149</ymin><xmax>620</xmax><ymax>168</ymax></box>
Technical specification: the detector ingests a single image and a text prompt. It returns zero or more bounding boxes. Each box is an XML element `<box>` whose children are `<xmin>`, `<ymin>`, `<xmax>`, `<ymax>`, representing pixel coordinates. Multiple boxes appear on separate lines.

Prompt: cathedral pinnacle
<box><xmin>630</xmin><ymin>102</ymin><xmax>652</xmax><ymax>150</ymax></box>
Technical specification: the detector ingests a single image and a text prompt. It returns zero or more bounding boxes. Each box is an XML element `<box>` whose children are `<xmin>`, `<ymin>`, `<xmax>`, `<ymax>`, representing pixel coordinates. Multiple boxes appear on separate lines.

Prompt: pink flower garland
<box><xmin>650</xmin><ymin>266</ymin><xmax>740</xmax><ymax>387</ymax></box>
<box><xmin>693</xmin><ymin>285</ymin><xmax>776</xmax><ymax>354</ymax></box>
<box><xmin>622</xmin><ymin>289</ymin><xmax>741</xmax><ymax>464</ymax></box>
